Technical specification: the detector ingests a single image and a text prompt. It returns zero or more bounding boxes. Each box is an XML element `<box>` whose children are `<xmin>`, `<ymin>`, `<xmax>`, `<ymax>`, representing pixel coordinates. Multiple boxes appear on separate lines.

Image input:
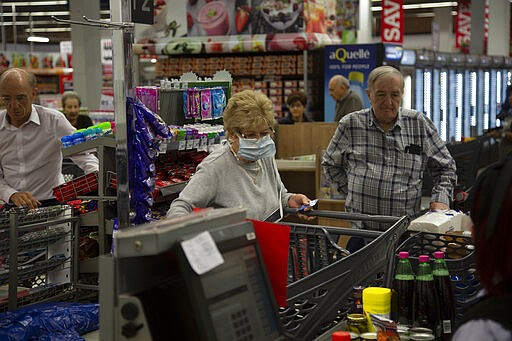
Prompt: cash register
<box><xmin>99</xmin><ymin>208</ymin><xmax>288</xmax><ymax>341</ymax></box>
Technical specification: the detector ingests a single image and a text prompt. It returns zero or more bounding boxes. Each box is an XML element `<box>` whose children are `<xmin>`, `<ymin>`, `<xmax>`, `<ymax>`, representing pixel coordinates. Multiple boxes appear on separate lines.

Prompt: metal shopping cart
<box><xmin>279</xmin><ymin>209</ymin><xmax>410</xmax><ymax>341</ymax></box>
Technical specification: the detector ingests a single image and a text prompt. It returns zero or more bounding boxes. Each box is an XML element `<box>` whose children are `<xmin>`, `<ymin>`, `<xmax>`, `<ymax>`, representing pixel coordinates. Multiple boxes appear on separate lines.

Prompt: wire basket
<box><xmin>107</xmin><ymin>171</ymin><xmax>117</xmax><ymax>189</ymax></box>
<box><xmin>53</xmin><ymin>172</ymin><xmax>98</xmax><ymax>202</ymax></box>
<box><xmin>396</xmin><ymin>231</ymin><xmax>480</xmax><ymax>321</ymax></box>
<box><xmin>279</xmin><ymin>214</ymin><xmax>410</xmax><ymax>341</ymax></box>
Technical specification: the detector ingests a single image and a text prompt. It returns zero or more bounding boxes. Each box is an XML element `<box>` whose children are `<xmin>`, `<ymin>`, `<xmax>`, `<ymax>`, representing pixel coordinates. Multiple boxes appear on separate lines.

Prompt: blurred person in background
<box><xmin>489</xmin><ymin>84</ymin><xmax>512</xmax><ymax>160</ymax></box>
<box><xmin>452</xmin><ymin>154</ymin><xmax>512</xmax><ymax>340</ymax></box>
<box><xmin>61</xmin><ymin>91</ymin><xmax>93</xmax><ymax>130</ymax></box>
<box><xmin>328</xmin><ymin>74</ymin><xmax>364</xmax><ymax>122</ymax></box>
<box><xmin>278</xmin><ymin>90</ymin><xmax>313</xmax><ymax>124</ymax></box>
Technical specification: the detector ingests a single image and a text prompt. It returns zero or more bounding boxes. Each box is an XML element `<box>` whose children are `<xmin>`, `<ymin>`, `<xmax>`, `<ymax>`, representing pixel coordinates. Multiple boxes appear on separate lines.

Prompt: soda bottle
<box><xmin>392</xmin><ymin>251</ymin><xmax>415</xmax><ymax>327</ymax></box>
<box><xmin>433</xmin><ymin>251</ymin><xmax>456</xmax><ymax>341</ymax></box>
<box><xmin>413</xmin><ymin>255</ymin><xmax>441</xmax><ymax>337</ymax></box>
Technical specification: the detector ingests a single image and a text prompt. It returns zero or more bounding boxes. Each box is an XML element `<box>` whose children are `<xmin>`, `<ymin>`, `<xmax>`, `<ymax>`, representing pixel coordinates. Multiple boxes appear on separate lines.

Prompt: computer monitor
<box><xmin>101</xmin><ymin>208</ymin><xmax>287</xmax><ymax>341</ymax></box>
<box><xmin>176</xmin><ymin>221</ymin><xmax>285</xmax><ymax>341</ymax></box>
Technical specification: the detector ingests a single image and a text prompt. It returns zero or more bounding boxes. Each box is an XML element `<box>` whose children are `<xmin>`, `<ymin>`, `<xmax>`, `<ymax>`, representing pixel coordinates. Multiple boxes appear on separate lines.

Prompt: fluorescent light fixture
<box><xmin>372</xmin><ymin>1</ymin><xmax>457</xmax><ymax>11</ymax></box>
<box><xmin>27</xmin><ymin>36</ymin><xmax>50</xmax><ymax>43</ymax></box>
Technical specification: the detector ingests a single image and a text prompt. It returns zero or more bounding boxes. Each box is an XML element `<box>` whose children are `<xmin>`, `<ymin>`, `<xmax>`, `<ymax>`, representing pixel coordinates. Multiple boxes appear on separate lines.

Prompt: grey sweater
<box><xmin>167</xmin><ymin>144</ymin><xmax>293</xmax><ymax>221</ymax></box>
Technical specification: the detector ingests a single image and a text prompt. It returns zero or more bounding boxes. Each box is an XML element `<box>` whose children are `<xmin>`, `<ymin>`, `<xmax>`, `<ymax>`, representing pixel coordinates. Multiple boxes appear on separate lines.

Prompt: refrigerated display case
<box><xmin>414</xmin><ymin>50</ymin><xmax>435</xmax><ymax>124</ymax></box>
<box><xmin>464</xmin><ymin>54</ymin><xmax>480</xmax><ymax>138</ymax></box>
<box><xmin>400</xmin><ymin>49</ymin><xmax>416</xmax><ymax>110</ymax></box>
<box><xmin>447</xmin><ymin>53</ymin><xmax>465</xmax><ymax>142</ymax></box>
<box><xmin>433</xmin><ymin>53</ymin><xmax>448</xmax><ymax>140</ymax></box>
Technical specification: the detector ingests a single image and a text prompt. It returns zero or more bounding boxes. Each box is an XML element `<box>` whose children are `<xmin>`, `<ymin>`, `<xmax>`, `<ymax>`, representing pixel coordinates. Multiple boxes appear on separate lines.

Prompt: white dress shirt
<box><xmin>0</xmin><ymin>104</ymin><xmax>99</xmax><ymax>202</ymax></box>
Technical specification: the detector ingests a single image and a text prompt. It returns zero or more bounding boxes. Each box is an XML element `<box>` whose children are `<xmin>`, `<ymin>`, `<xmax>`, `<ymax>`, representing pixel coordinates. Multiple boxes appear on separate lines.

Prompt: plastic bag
<box><xmin>0</xmin><ymin>302</ymin><xmax>99</xmax><ymax>340</ymax></box>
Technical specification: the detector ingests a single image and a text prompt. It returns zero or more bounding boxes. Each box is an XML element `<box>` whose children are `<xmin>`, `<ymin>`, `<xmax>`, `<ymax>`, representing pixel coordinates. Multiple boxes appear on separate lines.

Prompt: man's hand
<box><xmin>9</xmin><ymin>192</ymin><xmax>41</xmax><ymax>209</ymax></box>
<box><xmin>430</xmin><ymin>201</ymin><xmax>449</xmax><ymax>211</ymax></box>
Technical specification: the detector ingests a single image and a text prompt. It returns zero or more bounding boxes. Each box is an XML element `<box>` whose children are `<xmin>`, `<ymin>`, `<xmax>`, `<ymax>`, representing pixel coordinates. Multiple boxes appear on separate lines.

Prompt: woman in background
<box><xmin>489</xmin><ymin>85</ymin><xmax>512</xmax><ymax>160</ymax></box>
<box><xmin>61</xmin><ymin>91</ymin><xmax>93</xmax><ymax>129</ymax></box>
<box><xmin>278</xmin><ymin>90</ymin><xmax>313</xmax><ymax>124</ymax></box>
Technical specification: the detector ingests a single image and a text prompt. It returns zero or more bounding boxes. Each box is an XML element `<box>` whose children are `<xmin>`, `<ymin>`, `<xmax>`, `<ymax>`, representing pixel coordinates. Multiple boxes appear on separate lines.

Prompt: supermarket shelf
<box><xmin>80</xmin><ymin>211</ymin><xmax>99</xmax><ymax>227</ymax></box>
<box><xmin>62</xmin><ymin>135</ymin><xmax>116</xmax><ymax>157</ymax></box>
<box><xmin>157</xmin><ymin>182</ymin><xmax>188</xmax><ymax>198</ymax></box>
<box><xmin>0</xmin><ymin>283</ymin><xmax>73</xmax><ymax>313</ymax></box>
<box><xmin>105</xmin><ymin>219</ymin><xmax>114</xmax><ymax>235</ymax></box>
<box><xmin>0</xmin><ymin>230</ymin><xmax>70</xmax><ymax>255</ymax></box>
<box><xmin>26</xmin><ymin>67</ymin><xmax>73</xmax><ymax>76</ymax></box>
<box><xmin>79</xmin><ymin>210</ymin><xmax>114</xmax><ymax>232</ymax></box>
<box><xmin>276</xmin><ymin>159</ymin><xmax>315</xmax><ymax>172</ymax></box>
<box><xmin>79</xmin><ymin>195</ymin><xmax>117</xmax><ymax>201</ymax></box>
<box><xmin>165</xmin><ymin>141</ymin><xmax>179</xmax><ymax>151</ymax></box>
<box><xmin>0</xmin><ymin>256</ymin><xmax>70</xmax><ymax>285</ymax></box>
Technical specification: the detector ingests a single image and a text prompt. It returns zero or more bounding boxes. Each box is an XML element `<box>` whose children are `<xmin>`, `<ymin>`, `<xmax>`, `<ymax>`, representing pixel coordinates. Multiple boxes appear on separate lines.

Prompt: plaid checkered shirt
<box><xmin>322</xmin><ymin>108</ymin><xmax>457</xmax><ymax>231</ymax></box>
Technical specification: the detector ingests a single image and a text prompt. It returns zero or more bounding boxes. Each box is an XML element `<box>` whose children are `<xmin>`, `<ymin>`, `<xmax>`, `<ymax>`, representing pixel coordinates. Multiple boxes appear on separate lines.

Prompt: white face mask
<box><xmin>236</xmin><ymin>135</ymin><xmax>276</xmax><ymax>161</ymax></box>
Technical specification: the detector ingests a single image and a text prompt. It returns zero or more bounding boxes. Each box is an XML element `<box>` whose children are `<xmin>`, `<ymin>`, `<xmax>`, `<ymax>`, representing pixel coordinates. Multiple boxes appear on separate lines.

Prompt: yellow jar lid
<box><xmin>362</xmin><ymin>287</ymin><xmax>391</xmax><ymax>306</ymax></box>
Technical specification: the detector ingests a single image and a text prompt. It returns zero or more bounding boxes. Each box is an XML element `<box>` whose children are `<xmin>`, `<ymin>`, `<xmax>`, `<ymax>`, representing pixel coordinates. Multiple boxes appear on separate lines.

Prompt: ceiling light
<box><xmin>27</xmin><ymin>35</ymin><xmax>50</xmax><ymax>43</ymax></box>
<box><xmin>26</xmin><ymin>12</ymin><xmax>49</xmax><ymax>43</ymax></box>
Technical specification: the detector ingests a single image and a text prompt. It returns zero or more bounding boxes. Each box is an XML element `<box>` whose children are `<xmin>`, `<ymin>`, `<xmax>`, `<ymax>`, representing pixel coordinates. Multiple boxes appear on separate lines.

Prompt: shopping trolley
<box><xmin>279</xmin><ymin>209</ymin><xmax>410</xmax><ymax>341</ymax></box>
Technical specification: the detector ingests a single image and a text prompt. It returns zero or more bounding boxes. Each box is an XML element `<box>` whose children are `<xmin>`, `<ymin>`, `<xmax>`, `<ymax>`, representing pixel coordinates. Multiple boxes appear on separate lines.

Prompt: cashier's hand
<box><xmin>429</xmin><ymin>201</ymin><xmax>449</xmax><ymax>211</ymax></box>
<box><xmin>9</xmin><ymin>192</ymin><xmax>41</xmax><ymax>209</ymax></box>
<box><xmin>288</xmin><ymin>194</ymin><xmax>316</xmax><ymax>221</ymax></box>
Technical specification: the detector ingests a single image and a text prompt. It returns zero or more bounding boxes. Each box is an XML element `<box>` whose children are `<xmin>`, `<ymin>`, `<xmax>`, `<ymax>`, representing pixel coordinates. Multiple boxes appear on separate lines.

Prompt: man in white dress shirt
<box><xmin>0</xmin><ymin>68</ymin><xmax>98</xmax><ymax>209</ymax></box>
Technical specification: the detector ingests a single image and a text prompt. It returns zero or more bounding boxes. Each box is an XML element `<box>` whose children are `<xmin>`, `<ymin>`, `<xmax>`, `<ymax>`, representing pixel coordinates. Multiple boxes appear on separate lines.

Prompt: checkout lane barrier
<box><xmin>278</xmin><ymin>209</ymin><xmax>409</xmax><ymax>341</ymax></box>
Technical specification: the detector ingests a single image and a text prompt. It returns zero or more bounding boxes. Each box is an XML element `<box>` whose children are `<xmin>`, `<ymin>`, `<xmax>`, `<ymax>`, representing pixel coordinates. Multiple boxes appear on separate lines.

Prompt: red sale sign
<box><xmin>456</xmin><ymin>0</ymin><xmax>471</xmax><ymax>51</ymax></box>
<box><xmin>381</xmin><ymin>0</ymin><xmax>404</xmax><ymax>44</ymax></box>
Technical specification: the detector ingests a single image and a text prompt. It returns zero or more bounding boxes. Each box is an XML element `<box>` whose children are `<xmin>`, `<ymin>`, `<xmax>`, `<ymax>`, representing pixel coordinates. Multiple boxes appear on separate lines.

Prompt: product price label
<box><xmin>159</xmin><ymin>140</ymin><xmax>168</xmax><ymax>154</ymax></box>
<box><xmin>193</xmin><ymin>139</ymin><xmax>200</xmax><ymax>149</ymax></box>
<box><xmin>200</xmin><ymin>136</ymin><xmax>208</xmax><ymax>149</ymax></box>
<box><xmin>186</xmin><ymin>139</ymin><xmax>194</xmax><ymax>150</ymax></box>
<box><xmin>178</xmin><ymin>140</ymin><xmax>186</xmax><ymax>151</ymax></box>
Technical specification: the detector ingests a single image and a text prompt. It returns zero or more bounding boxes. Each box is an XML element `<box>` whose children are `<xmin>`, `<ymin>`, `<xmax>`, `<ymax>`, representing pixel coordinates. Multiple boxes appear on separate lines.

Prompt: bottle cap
<box><xmin>362</xmin><ymin>287</ymin><xmax>391</xmax><ymax>315</ymax></box>
<box><xmin>331</xmin><ymin>331</ymin><xmax>351</xmax><ymax>341</ymax></box>
<box><xmin>399</xmin><ymin>251</ymin><xmax>409</xmax><ymax>259</ymax></box>
<box><xmin>98</xmin><ymin>121</ymin><xmax>111</xmax><ymax>132</ymax></box>
<box><xmin>349</xmin><ymin>71</ymin><xmax>365</xmax><ymax>83</ymax></box>
<box><xmin>433</xmin><ymin>251</ymin><xmax>445</xmax><ymax>259</ymax></box>
<box><xmin>418</xmin><ymin>255</ymin><xmax>429</xmax><ymax>262</ymax></box>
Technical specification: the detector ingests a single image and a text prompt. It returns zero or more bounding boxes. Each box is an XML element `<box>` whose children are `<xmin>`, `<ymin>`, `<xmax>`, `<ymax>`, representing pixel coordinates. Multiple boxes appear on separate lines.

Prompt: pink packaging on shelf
<box><xmin>200</xmin><ymin>89</ymin><xmax>213</xmax><ymax>120</ymax></box>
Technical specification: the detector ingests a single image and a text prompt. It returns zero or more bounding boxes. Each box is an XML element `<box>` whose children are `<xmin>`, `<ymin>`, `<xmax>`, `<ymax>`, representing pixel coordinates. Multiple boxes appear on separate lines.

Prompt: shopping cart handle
<box><xmin>285</xmin><ymin>208</ymin><xmax>401</xmax><ymax>223</ymax></box>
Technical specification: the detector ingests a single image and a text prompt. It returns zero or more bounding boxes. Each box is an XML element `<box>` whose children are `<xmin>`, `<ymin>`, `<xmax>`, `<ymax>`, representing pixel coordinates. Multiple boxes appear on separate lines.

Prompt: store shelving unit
<box><xmin>151</xmin><ymin>50</ymin><xmax>324</xmax><ymax>120</ymax></box>
<box><xmin>61</xmin><ymin>136</ymin><xmax>117</xmax><ymax>282</ymax></box>
<box><xmin>0</xmin><ymin>206</ymin><xmax>78</xmax><ymax>312</ymax></box>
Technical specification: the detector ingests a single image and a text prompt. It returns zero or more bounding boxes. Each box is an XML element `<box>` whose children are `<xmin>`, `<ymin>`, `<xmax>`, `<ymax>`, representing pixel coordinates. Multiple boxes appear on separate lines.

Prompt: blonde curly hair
<box><xmin>223</xmin><ymin>90</ymin><xmax>275</xmax><ymax>139</ymax></box>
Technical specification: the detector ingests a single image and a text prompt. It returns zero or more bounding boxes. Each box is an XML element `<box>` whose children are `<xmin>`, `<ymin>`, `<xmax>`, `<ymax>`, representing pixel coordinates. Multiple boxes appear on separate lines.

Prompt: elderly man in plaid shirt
<box><xmin>322</xmin><ymin>66</ymin><xmax>456</xmax><ymax>232</ymax></box>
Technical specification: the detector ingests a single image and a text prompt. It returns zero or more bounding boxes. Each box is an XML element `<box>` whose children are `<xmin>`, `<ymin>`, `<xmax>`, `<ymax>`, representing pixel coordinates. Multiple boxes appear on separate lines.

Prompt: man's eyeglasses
<box><xmin>1</xmin><ymin>95</ymin><xmax>29</xmax><ymax>105</ymax></box>
<box><xmin>239</xmin><ymin>128</ymin><xmax>275</xmax><ymax>140</ymax></box>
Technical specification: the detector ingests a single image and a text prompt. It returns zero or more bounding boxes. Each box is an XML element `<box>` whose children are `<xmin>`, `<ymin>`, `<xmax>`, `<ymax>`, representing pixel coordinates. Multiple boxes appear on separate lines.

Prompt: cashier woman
<box><xmin>167</xmin><ymin>90</ymin><xmax>314</xmax><ymax>221</ymax></box>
